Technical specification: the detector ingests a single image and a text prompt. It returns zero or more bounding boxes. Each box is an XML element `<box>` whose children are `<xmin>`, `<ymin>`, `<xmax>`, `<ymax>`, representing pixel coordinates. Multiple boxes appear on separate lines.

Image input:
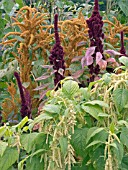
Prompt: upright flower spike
<box><xmin>49</xmin><ymin>14</ymin><xmax>65</xmax><ymax>86</ymax></box>
<box><xmin>120</xmin><ymin>31</ymin><xmax>127</xmax><ymax>56</ymax></box>
<box><xmin>86</xmin><ymin>0</ymin><xmax>105</xmax><ymax>82</ymax></box>
<box><xmin>14</xmin><ymin>72</ymin><xmax>32</xmax><ymax>119</ymax></box>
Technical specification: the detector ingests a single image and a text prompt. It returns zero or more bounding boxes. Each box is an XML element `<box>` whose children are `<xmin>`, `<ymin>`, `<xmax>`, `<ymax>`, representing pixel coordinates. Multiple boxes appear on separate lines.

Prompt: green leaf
<box><xmin>98</xmin><ymin>112</ymin><xmax>109</xmax><ymax>117</ymax></box>
<box><xmin>82</xmin><ymin>104</ymin><xmax>102</xmax><ymax>120</ymax></box>
<box><xmin>0</xmin><ymin>126</ymin><xmax>7</xmax><ymax>138</ymax></box>
<box><xmin>118</xmin><ymin>0</ymin><xmax>128</xmax><ymax>16</ymax></box>
<box><xmin>112</xmin><ymin>141</ymin><xmax>124</xmax><ymax>164</ymax></box>
<box><xmin>102</xmin><ymin>73</ymin><xmax>111</xmax><ymax>85</ymax></box>
<box><xmin>33</xmin><ymin>133</ymin><xmax>49</xmax><ymax>150</ymax></box>
<box><xmin>85</xmin><ymin>100</ymin><xmax>109</xmax><ymax>108</ymax></box>
<box><xmin>0</xmin><ymin>141</ymin><xmax>8</xmax><ymax>157</ymax></box>
<box><xmin>26</xmin><ymin>154</ymin><xmax>44</xmax><ymax>170</ymax></box>
<box><xmin>2</xmin><ymin>0</ymin><xmax>15</xmax><ymax>15</ymax></box>
<box><xmin>0</xmin><ymin>147</ymin><xmax>18</xmax><ymax>170</ymax></box>
<box><xmin>86</xmin><ymin>127</ymin><xmax>104</xmax><ymax>144</ymax></box>
<box><xmin>119</xmin><ymin>56</ymin><xmax>128</xmax><ymax>68</ymax></box>
<box><xmin>20</xmin><ymin>133</ymin><xmax>39</xmax><ymax>153</ymax></box>
<box><xmin>43</xmin><ymin>104</ymin><xmax>60</xmax><ymax>114</ymax></box>
<box><xmin>71</xmin><ymin>128</ymin><xmax>88</xmax><ymax>157</ymax></box>
<box><xmin>29</xmin><ymin>114</ymin><xmax>53</xmax><ymax>130</ymax></box>
<box><xmin>113</xmin><ymin>88</ymin><xmax>128</xmax><ymax>112</ymax></box>
<box><xmin>110</xmin><ymin>122</ymin><xmax>115</xmax><ymax>133</ymax></box>
<box><xmin>14</xmin><ymin>116</ymin><xmax>28</xmax><ymax>129</ymax></box>
<box><xmin>120</xmin><ymin>127</ymin><xmax>128</xmax><ymax>148</ymax></box>
<box><xmin>79</xmin><ymin>87</ymin><xmax>90</xmax><ymax>101</ymax></box>
<box><xmin>59</xmin><ymin>137</ymin><xmax>68</xmax><ymax>157</ymax></box>
<box><xmin>86</xmin><ymin>140</ymin><xmax>102</xmax><ymax>148</ymax></box>
<box><xmin>120</xmin><ymin>154</ymin><xmax>128</xmax><ymax>170</ymax></box>
<box><xmin>62</xmin><ymin>80</ymin><xmax>79</xmax><ymax>98</ymax></box>
<box><xmin>0</xmin><ymin>69</ymin><xmax>7</xmax><ymax>79</ymax></box>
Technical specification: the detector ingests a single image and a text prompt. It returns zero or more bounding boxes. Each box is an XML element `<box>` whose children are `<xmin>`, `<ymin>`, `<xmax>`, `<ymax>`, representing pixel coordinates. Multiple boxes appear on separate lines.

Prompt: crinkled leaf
<box><xmin>62</xmin><ymin>80</ymin><xmax>79</xmax><ymax>98</ymax></box>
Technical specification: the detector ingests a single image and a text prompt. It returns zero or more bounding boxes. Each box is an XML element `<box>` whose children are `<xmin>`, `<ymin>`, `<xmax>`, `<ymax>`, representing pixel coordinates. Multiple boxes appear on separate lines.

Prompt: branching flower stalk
<box><xmin>14</xmin><ymin>72</ymin><xmax>32</xmax><ymax>118</ymax></box>
<box><xmin>86</xmin><ymin>0</ymin><xmax>105</xmax><ymax>82</ymax></box>
<box><xmin>49</xmin><ymin>14</ymin><xmax>65</xmax><ymax>87</ymax></box>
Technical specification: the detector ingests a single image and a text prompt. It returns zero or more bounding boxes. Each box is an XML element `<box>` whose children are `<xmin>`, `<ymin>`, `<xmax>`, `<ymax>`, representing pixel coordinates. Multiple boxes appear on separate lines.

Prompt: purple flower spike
<box><xmin>86</xmin><ymin>0</ymin><xmax>105</xmax><ymax>82</ymax></box>
<box><xmin>49</xmin><ymin>14</ymin><xmax>65</xmax><ymax>87</ymax></box>
<box><xmin>120</xmin><ymin>31</ymin><xmax>127</xmax><ymax>56</ymax></box>
<box><xmin>14</xmin><ymin>72</ymin><xmax>32</xmax><ymax>119</ymax></box>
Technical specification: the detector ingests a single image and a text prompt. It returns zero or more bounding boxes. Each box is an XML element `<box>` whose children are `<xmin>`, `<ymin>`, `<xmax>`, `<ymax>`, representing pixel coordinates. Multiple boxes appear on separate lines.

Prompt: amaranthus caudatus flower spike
<box><xmin>49</xmin><ymin>14</ymin><xmax>65</xmax><ymax>86</ymax></box>
<box><xmin>120</xmin><ymin>31</ymin><xmax>127</xmax><ymax>56</ymax></box>
<box><xmin>86</xmin><ymin>0</ymin><xmax>105</xmax><ymax>82</ymax></box>
<box><xmin>14</xmin><ymin>72</ymin><xmax>32</xmax><ymax>119</ymax></box>
<box><xmin>86</xmin><ymin>0</ymin><xmax>104</xmax><ymax>54</ymax></box>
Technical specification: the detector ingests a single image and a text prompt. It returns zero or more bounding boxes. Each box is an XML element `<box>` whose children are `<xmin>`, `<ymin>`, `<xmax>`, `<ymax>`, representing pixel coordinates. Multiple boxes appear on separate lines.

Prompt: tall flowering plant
<box><xmin>81</xmin><ymin>0</ymin><xmax>121</xmax><ymax>82</ymax></box>
<box><xmin>49</xmin><ymin>14</ymin><xmax>65</xmax><ymax>87</ymax></box>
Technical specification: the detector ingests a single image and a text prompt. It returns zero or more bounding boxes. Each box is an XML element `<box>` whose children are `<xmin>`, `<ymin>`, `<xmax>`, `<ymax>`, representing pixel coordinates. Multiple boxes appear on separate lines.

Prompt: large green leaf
<box><xmin>0</xmin><ymin>141</ymin><xmax>8</xmax><ymax>157</ymax></box>
<box><xmin>0</xmin><ymin>147</ymin><xmax>18</xmax><ymax>170</ymax></box>
<box><xmin>120</xmin><ymin>127</ymin><xmax>128</xmax><ymax>148</ymax></box>
<box><xmin>82</xmin><ymin>104</ymin><xmax>102</xmax><ymax>120</ymax></box>
<box><xmin>62</xmin><ymin>80</ymin><xmax>79</xmax><ymax>98</ymax></box>
<box><xmin>113</xmin><ymin>88</ymin><xmax>128</xmax><ymax>112</ymax></box>
<box><xmin>71</xmin><ymin>128</ymin><xmax>88</xmax><ymax>157</ymax></box>
<box><xmin>20</xmin><ymin>133</ymin><xmax>39</xmax><ymax>153</ymax></box>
